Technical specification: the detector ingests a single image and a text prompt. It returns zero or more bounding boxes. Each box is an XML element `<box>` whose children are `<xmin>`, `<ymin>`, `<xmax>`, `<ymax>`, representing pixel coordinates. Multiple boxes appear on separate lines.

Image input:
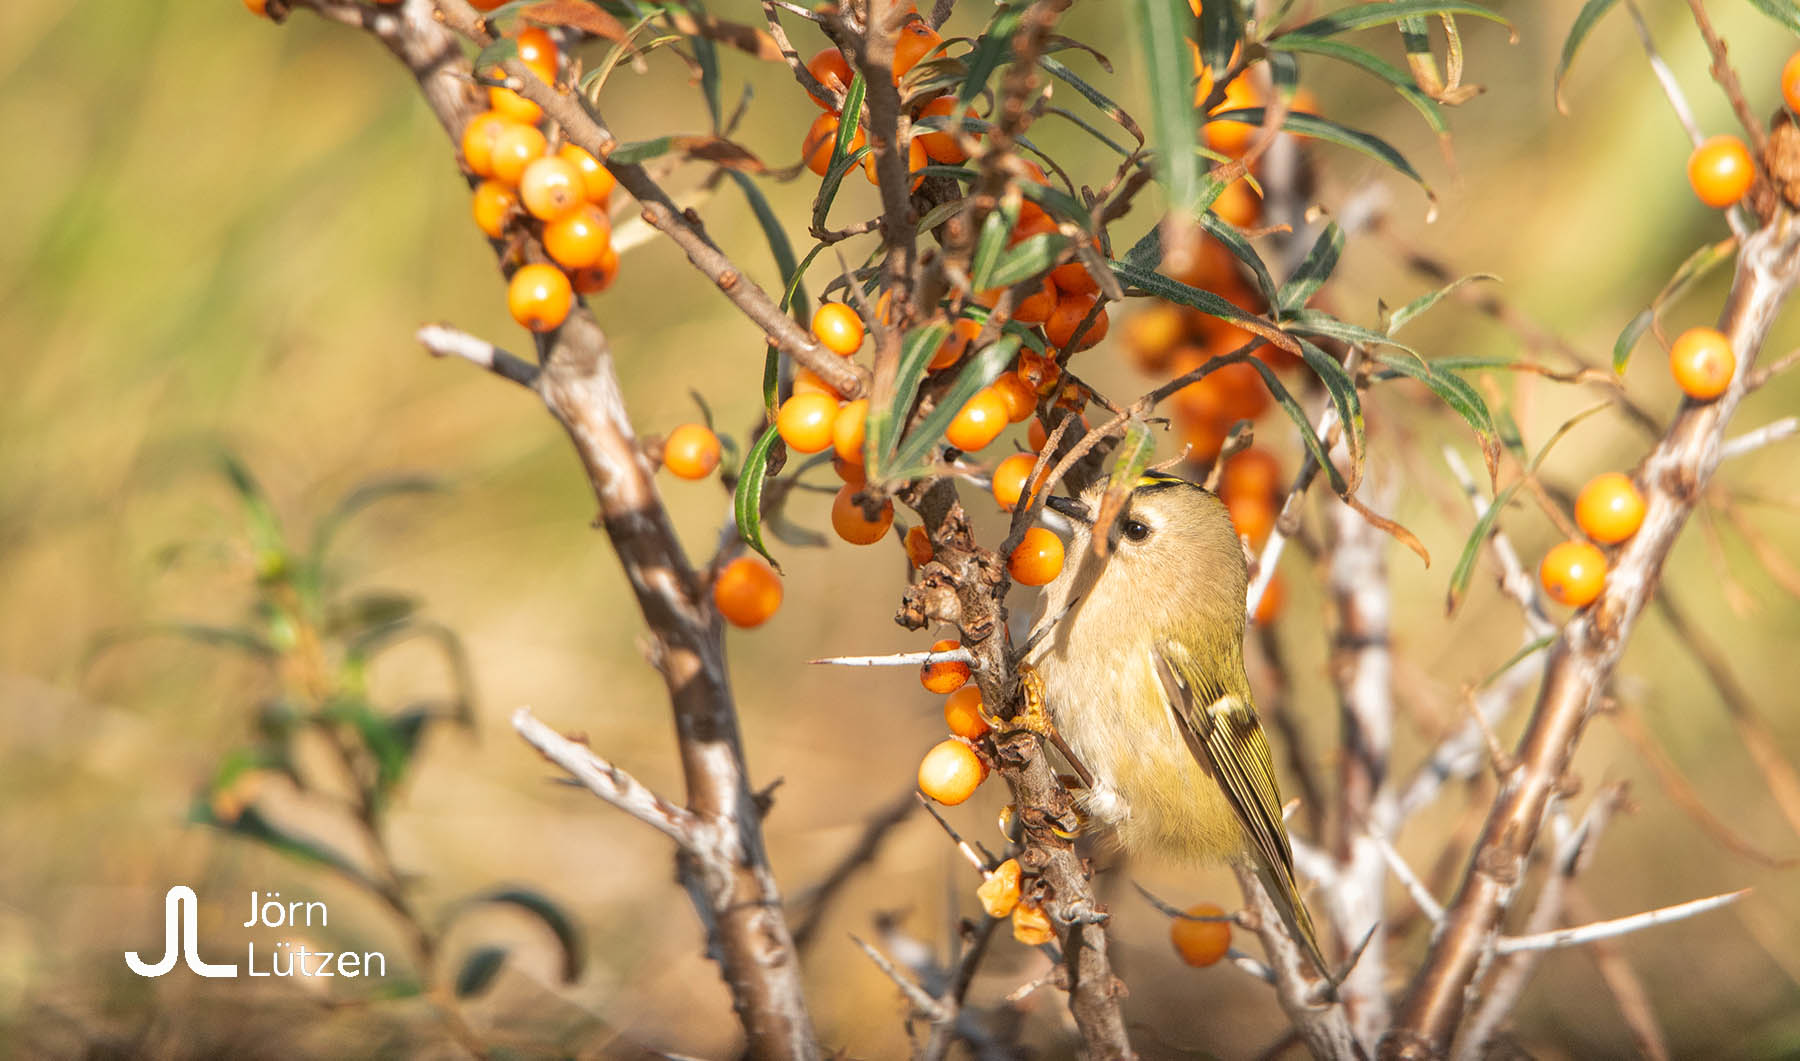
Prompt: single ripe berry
<box><xmin>1170</xmin><ymin>902</ymin><xmax>1232</xmax><ymax>967</ymax></box>
<box><xmin>1009</xmin><ymin>527</ymin><xmax>1064</xmax><ymax>586</ymax></box>
<box><xmin>947</xmin><ymin>388</ymin><xmax>1008</xmax><ymax>452</ymax></box>
<box><xmin>1252</xmin><ymin>570</ymin><xmax>1284</xmax><ymax>625</ymax></box>
<box><xmin>893</xmin><ymin>18</ymin><xmax>943</xmax><ymax>81</ymax></box>
<box><xmin>802</xmin><ymin>113</ymin><xmax>865</xmax><ymax>177</ymax></box>
<box><xmin>1013</xmin><ymin>278</ymin><xmax>1058</xmax><ymax>326</ymax></box>
<box><xmin>470</xmin><ymin>179</ymin><xmax>517</xmax><ymax>239</ymax></box>
<box><xmin>1539</xmin><ymin>539</ymin><xmax>1607</xmax><ymax>608</ymax></box>
<box><xmin>1213</xmin><ymin>177</ymin><xmax>1261</xmax><ymax>228</ymax></box>
<box><xmin>1669</xmin><ymin>326</ymin><xmax>1736</xmax><ymax>400</ymax></box>
<box><xmin>834</xmin><ymin>455</ymin><xmax>866</xmax><ymax>487</ymax></box>
<box><xmin>862</xmin><ymin>135</ymin><xmax>928</xmax><ymax>192</ymax></box>
<box><xmin>1227</xmin><ymin>493</ymin><xmax>1276</xmax><ymax>547</ymax></box>
<box><xmin>831</xmin><ymin>484</ymin><xmax>894</xmax><ymax>545</ymax></box>
<box><xmin>557</xmin><ymin>143</ymin><xmax>616</xmax><ymax>203</ymax></box>
<box><xmin>918</xmin><ymin>738</ymin><xmax>986</xmax><ymax>805</ymax></box>
<box><xmin>904</xmin><ymin>524</ymin><xmax>934</xmax><ymax>568</ymax></box>
<box><xmin>1213</xmin><ymin>361</ymin><xmax>1270</xmax><ymax>421</ymax></box>
<box><xmin>812</xmin><ymin>302</ymin><xmax>866</xmax><ymax>356</ymax></box>
<box><xmin>944</xmin><ymin>685</ymin><xmax>989</xmax><ymax>740</ymax></box>
<box><xmin>992</xmin><ymin>372</ymin><xmax>1038</xmax><ymax>423</ymax></box>
<box><xmin>932</xmin><ymin>318</ymin><xmax>981</xmax><ymax>370</ymax></box>
<box><xmin>244</xmin><ymin>0</ymin><xmax>269</xmax><ymax>16</ymax></box>
<box><xmin>1785</xmin><ymin>51</ymin><xmax>1800</xmax><ymax>114</ymax></box>
<box><xmin>543</xmin><ymin>203</ymin><xmax>613</xmax><ymax>270</ymax></box>
<box><xmin>490</xmin><ymin>121</ymin><xmax>548</xmax><ymax>185</ymax></box>
<box><xmin>1205</xmin><ymin>73</ymin><xmax>1262</xmax><ymax>156</ymax></box>
<box><xmin>570</xmin><ymin>242</ymin><xmax>619</xmax><ymax>294</ymax></box>
<box><xmin>833</xmin><ymin>398</ymin><xmax>869</xmax><ymax>464</ymax></box>
<box><xmin>976</xmin><ymin>857</ymin><xmax>1021</xmax><ymax>918</ymax></box>
<box><xmin>1574</xmin><ymin>472</ymin><xmax>1646</xmax><ymax>545</ymax></box>
<box><xmin>714</xmin><ymin>555</ymin><xmax>783</xmax><ymax>628</ymax></box>
<box><xmin>776</xmin><ymin>393</ymin><xmax>840</xmax><ymax>454</ymax></box>
<box><xmin>460</xmin><ymin>111</ymin><xmax>512</xmax><ymax>178</ymax></box>
<box><xmin>806</xmin><ymin>47</ymin><xmax>852</xmax><ymax>108</ymax></box>
<box><xmin>519</xmin><ymin>155</ymin><xmax>586</xmax><ymax>221</ymax></box>
<box><xmin>1687</xmin><ymin>135</ymin><xmax>1755</xmax><ymax>208</ymax></box>
<box><xmin>991</xmin><ymin>452</ymin><xmax>1037</xmax><ymax>511</ymax></box>
<box><xmin>663</xmin><ymin>423</ymin><xmax>721</xmax><ymax>480</ymax></box>
<box><xmin>920</xmin><ymin>638</ymin><xmax>969</xmax><ymax>694</ymax></box>
<box><xmin>1045</xmin><ymin>292</ymin><xmax>1108</xmax><ymax>350</ymax></box>
<box><xmin>792</xmin><ymin>365</ymin><xmax>840</xmax><ymax>399</ymax></box>
<box><xmin>917</xmin><ymin>96</ymin><xmax>969</xmax><ymax>164</ymax></box>
<box><xmin>508</xmin><ymin>263</ymin><xmax>573</xmax><ymax>332</ymax></box>
<box><xmin>516</xmin><ymin>27</ymin><xmax>558</xmax><ymax>71</ymax></box>
<box><xmin>1050</xmin><ymin>243</ymin><xmax>1100</xmax><ymax>296</ymax></box>
<box><xmin>1011</xmin><ymin>901</ymin><xmax>1055</xmax><ymax>946</ymax></box>
<box><xmin>1222</xmin><ymin>447</ymin><xmax>1281</xmax><ymax>502</ymax></box>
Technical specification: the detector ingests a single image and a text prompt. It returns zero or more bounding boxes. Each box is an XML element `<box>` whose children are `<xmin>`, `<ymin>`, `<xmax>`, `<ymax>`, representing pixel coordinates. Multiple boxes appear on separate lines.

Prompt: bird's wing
<box><xmin>1152</xmin><ymin>643</ymin><xmax>1330</xmax><ymax>978</ymax></box>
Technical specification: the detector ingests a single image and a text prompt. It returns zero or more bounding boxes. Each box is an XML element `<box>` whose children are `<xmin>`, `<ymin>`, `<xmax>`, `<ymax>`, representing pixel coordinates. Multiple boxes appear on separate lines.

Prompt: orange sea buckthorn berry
<box><xmin>1669</xmin><ymin>326</ymin><xmax>1736</xmax><ymax>400</ymax></box>
<box><xmin>806</xmin><ymin>47</ymin><xmax>853</xmax><ymax>108</ymax></box>
<box><xmin>992</xmin><ymin>372</ymin><xmax>1038</xmax><ymax>423</ymax></box>
<box><xmin>947</xmin><ymin>388</ymin><xmax>1008</xmax><ymax>452</ymax></box>
<box><xmin>1227</xmin><ymin>493</ymin><xmax>1276</xmax><ymax>547</ymax></box>
<box><xmin>543</xmin><ymin>203</ymin><xmax>612</xmax><ymax>270</ymax></box>
<box><xmin>1124</xmin><ymin>303</ymin><xmax>1186</xmax><ymax>373</ymax></box>
<box><xmin>1170</xmin><ymin>902</ymin><xmax>1232</xmax><ymax>967</ymax></box>
<box><xmin>1539</xmin><ymin>539</ymin><xmax>1607</xmax><ymax>608</ymax></box>
<box><xmin>920</xmin><ymin>638</ymin><xmax>969</xmax><ymax>694</ymax></box>
<box><xmin>1222</xmin><ymin>447</ymin><xmax>1281</xmax><ymax>502</ymax></box>
<box><xmin>1012</xmin><ymin>278</ymin><xmax>1058</xmax><ymax>325</ymax></box>
<box><xmin>803</xmin><ymin>112</ymin><xmax>865</xmax><ymax>178</ymax></box>
<box><xmin>917</xmin><ymin>96</ymin><xmax>970</xmax><ymax>164</ymax></box>
<box><xmin>905</xmin><ymin>524</ymin><xmax>934</xmax><ymax>568</ymax></box>
<box><xmin>812</xmin><ymin>302</ymin><xmax>866</xmax><ymax>356</ymax></box>
<box><xmin>570</xmin><ymin>242</ymin><xmax>619</xmax><ymax>294</ymax></box>
<box><xmin>1011</xmin><ymin>901</ymin><xmax>1055</xmax><ymax>945</ymax></box>
<box><xmin>244</xmin><ymin>0</ymin><xmax>269</xmax><ymax>16</ymax></box>
<box><xmin>557</xmin><ymin>143</ymin><xmax>616</xmax><ymax>203</ymax></box>
<box><xmin>777</xmin><ymin>393</ymin><xmax>839</xmax><ymax>454</ymax></box>
<box><xmin>663</xmin><ymin>423</ymin><xmax>722</xmax><ymax>480</ymax></box>
<box><xmin>945</xmin><ymin>685</ymin><xmax>990</xmax><ymax>740</ymax></box>
<box><xmin>863</xmin><ymin>135</ymin><xmax>928</xmax><ymax>191</ymax></box>
<box><xmin>488</xmin><ymin>79</ymin><xmax>543</xmax><ymax>124</ymax></box>
<box><xmin>1008</xmin><ymin>208</ymin><xmax>1058</xmax><ymax>249</ymax></box>
<box><xmin>1252</xmin><ymin>571</ymin><xmax>1284</xmax><ymax>625</ymax></box>
<box><xmin>1050</xmin><ymin>259</ymin><xmax>1098</xmax><ymax>297</ymax></box>
<box><xmin>931</xmin><ymin>317</ymin><xmax>980</xmax><ymax>370</ymax></box>
<box><xmin>1575</xmin><ymin>472</ymin><xmax>1646</xmax><ymax>545</ymax></box>
<box><xmin>715</xmin><ymin>555</ymin><xmax>783</xmax><ymax>628</ymax></box>
<box><xmin>1009</xmin><ymin>527</ymin><xmax>1064</xmax><ymax>586</ymax></box>
<box><xmin>992</xmin><ymin>452</ymin><xmax>1037</xmax><ymax>511</ymax></box>
<box><xmin>977</xmin><ymin>857</ymin><xmax>1021</xmax><ymax>918</ymax></box>
<box><xmin>1205</xmin><ymin>73</ymin><xmax>1262</xmax><ymax>156</ymax></box>
<box><xmin>516</xmin><ymin>27</ymin><xmax>558</xmax><ymax>69</ymax></box>
<box><xmin>833</xmin><ymin>398</ymin><xmax>869</xmax><ymax>464</ymax></box>
<box><xmin>834</xmin><ymin>454</ymin><xmax>866</xmax><ymax>487</ymax></box>
<box><xmin>792</xmin><ymin>365</ymin><xmax>840</xmax><ymax>399</ymax></box>
<box><xmin>1213</xmin><ymin>177</ymin><xmax>1261</xmax><ymax>228</ymax></box>
<box><xmin>470</xmin><ymin>179</ymin><xmax>517</xmax><ymax>239</ymax></box>
<box><xmin>460</xmin><ymin>111</ymin><xmax>512</xmax><ymax>178</ymax></box>
<box><xmin>519</xmin><ymin>155</ymin><xmax>586</xmax><ymax>221</ymax></box>
<box><xmin>1687</xmin><ymin>135</ymin><xmax>1756</xmax><ymax>208</ymax></box>
<box><xmin>508</xmin><ymin>263</ymin><xmax>573</xmax><ymax>332</ymax></box>
<box><xmin>1213</xmin><ymin>360</ymin><xmax>1269</xmax><ymax>421</ymax></box>
<box><xmin>1045</xmin><ymin>292</ymin><xmax>1108</xmax><ymax>351</ymax></box>
<box><xmin>918</xmin><ymin>738</ymin><xmax>986</xmax><ymax>805</ymax></box>
<box><xmin>893</xmin><ymin>17</ymin><xmax>942</xmax><ymax>81</ymax></box>
<box><xmin>490</xmin><ymin>121</ymin><xmax>548</xmax><ymax>185</ymax></box>
<box><xmin>832</xmin><ymin>484</ymin><xmax>895</xmax><ymax>545</ymax></box>
<box><xmin>1785</xmin><ymin>51</ymin><xmax>1800</xmax><ymax>114</ymax></box>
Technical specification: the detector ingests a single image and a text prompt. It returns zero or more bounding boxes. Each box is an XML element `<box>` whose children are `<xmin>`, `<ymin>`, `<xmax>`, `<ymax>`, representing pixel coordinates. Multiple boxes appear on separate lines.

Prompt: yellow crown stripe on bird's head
<box><xmin>1133</xmin><ymin>469</ymin><xmax>1195</xmax><ymax>493</ymax></box>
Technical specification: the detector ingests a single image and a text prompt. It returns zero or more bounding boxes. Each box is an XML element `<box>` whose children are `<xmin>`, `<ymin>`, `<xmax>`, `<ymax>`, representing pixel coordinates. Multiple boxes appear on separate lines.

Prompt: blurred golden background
<box><xmin>3</xmin><ymin>0</ymin><xmax>1798</xmax><ymax>1056</ymax></box>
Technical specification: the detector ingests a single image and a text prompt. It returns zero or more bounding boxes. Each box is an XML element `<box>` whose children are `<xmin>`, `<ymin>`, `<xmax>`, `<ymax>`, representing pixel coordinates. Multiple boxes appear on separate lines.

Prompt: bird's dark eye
<box><xmin>1123</xmin><ymin>519</ymin><xmax>1151</xmax><ymax>542</ymax></box>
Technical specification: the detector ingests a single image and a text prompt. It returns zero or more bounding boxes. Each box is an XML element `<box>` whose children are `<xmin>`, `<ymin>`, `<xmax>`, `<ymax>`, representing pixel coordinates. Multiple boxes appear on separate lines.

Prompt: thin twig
<box><xmin>1493</xmin><ymin>889</ymin><xmax>1747</xmax><ymax>954</ymax></box>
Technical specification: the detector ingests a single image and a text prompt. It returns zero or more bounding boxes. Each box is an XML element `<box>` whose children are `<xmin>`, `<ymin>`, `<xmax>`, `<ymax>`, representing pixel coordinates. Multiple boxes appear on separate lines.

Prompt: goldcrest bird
<box><xmin>1025</xmin><ymin>468</ymin><xmax>1328</xmax><ymax>976</ymax></box>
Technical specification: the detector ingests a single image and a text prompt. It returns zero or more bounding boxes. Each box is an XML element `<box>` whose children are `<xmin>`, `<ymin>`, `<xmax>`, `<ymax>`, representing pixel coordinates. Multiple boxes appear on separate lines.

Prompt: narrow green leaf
<box><xmin>1277</xmin><ymin>222</ymin><xmax>1344</xmax><ymax>314</ymax></box>
<box><xmin>1373</xmin><ymin>352</ymin><xmax>1501</xmax><ymax>479</ymax></box>
<box><xmin>1296</xmin><ymin>339</ymin><xmax>1364</xmax><ymax>480</ymax></box>
<box><xmin>1285</xmin><ymin>1</ymin><xmax>1512</xmax><ymax>38</ymax></box>
<box><xmin>1283</xmin><ymin>308</ymin><xmax>1425</xmax><ymax>362</ymax></box>
<box><xmin>732</xmin><ymin>426</ymin><xmax>784</xmax><ymax>567</ymax></box>
<box><xmin>688</xmin><ymin>8</ymin><xmax>722</xmax><ymax>130</ymax></box>
<box><xmin>833</xmin><ymin>71</ymin><xmax>866</xmax><ymax>159</ymax></box>
<box><xmin>323</xmin><ymin>696</ymin><xmax>411</xmax><ymax>804</ymax></box>
<box><xmin>1106</xmin><ymin>419</ymin><xmax>1157</xmax><ymax>493</ymax></box>
<box><xmin>1478</xmin><ymin>634</ymin><xmax>1555</xmax><ymax>688</ymax></box>
<box><xmin>323</xmin><ymin>592</ymin><xmax>419</xmax><ymax>639</ymax></box>
<box><xmin>1553</xmin><ymin>0</ymin><xmax>1622</xmax><ymax>113</ymax></box>
<box><xmin>1211</xmin><ymin>108</ymin><xmax>1429</xmax><ymax>190</ymax></box>
<box><xmin>1018</xmin><ymin>181</ymin><xmax>1096</xmax><ymax>233</ymax></box>
<box><xmin>473</xmin><ymin>37</ymin><xmax>520</xmax><ymax>73</ymax></box>
<box><xmin>987</xmin><ymin>233</ymin><xmax>1071</xmax><ymax>290</ymax></box>
<box><xmin>1446</xmin><ymin>482</ymin><xmax>1519</xmax><ymax>613</ymax></box>
<box><xmin>1528</xmin><ymin>400</ymin><xmax>1612</xmax><ymax>475</ymax></box>
<box><xmin>1385</xmin><ymin>273</ymin><xmax>1498</xmax><ymax>336</ymax></box>
<box><xmin>1039</xmin><ymin>55</ymin><xmax>1145</xmax><ymax>142</ymax></box>
<box><xmin>869</xmin><ymin>322</ymin><xmax>952</xmax><ymax>475</ymax></box>
<box><xmin>889</xmin><ymin>336</ymin><xmax>1019</xmax><ymax>472</ymax></box>
<box><xmin>85</xmin><ymin>622</ymin><xmax>278</xmax><ymax>667</ymax></box>
<box><xmin>1136</xmin><ymin>0</ymin><xmax>1202</xmax><ymax>223</ymax></box>
<box><xmin>309</xmin><ymin>475</ymin><xmax>443</xmax><ymax>574</ymax></box>
<box><xmin>1111</xmin><ymin>258</ymin><xmax>1300</xmax><ymax>354</ymax></box>
<box><xmin>455</xmin><ymin>947</ymin><xmax>508</xmax><ymax>997</ymax></box>
<box><xmin>728</xmin><ymin>172</ymin><xmax>800</xmax><ymax>304</ymax></box>
<box><xmin>1248</xmin><ymin>357</ymin><xmax>1349</xmax><ymax>494</ymax></box>
<box><xmin>1614</xmin><ymin>237</ymin><xmax>1736</xmax><ymax>372</ymax></box>
<box><xmin>1198</xmin><ymin>214</ymin><xmax>1279</xmax><ymax>308</ymax></box>
<box><xmin>970</xmin><ymin>200</ymin><xmax>1020</xmax><ymax>292</ymax></box>
<box><xmin>1747</xmin><ymin>0</ymin><xmax>1800</xmax><ymax>36</ymax></box>
<box><xmin>962</xmin><ymin>3</ymin><xmax>1028</xmax><ymax>103</ymax></box>
<box><xmin>1612</xmin><ymin>309</ymin><xmax>1654</xmax><ymax>374</ymax></box>
<box><xmin>609</xmin><ymin>135</ymin><xmax>678</xmax><ymax>164</ymax></box>
<box><xmin>193</xmin><ymin>801</ymin><xmax>369</xmax><ymax>884</ymax></box>
<box><xmin>1265</xmin><ymin>35</ymin><xmax>1447</xmax><ymax>134</ymax></box>
<box><xmin>468</xmin><ymin>888</ymin><xmax>584</xmax><ymax>982</ymax></box>
<box><xmin>1196</xmin><ymin>0</ymin><xmax>1241</xmax><ymax>80</ymax></box>
<box><xmin>811</xmin><ymin>145</ymin><xmax>872</xmax><ymax>230</ymax></box>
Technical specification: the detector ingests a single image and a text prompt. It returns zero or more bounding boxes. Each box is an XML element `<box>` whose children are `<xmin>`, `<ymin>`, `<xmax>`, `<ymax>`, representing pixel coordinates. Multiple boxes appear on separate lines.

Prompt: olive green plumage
<box><xmin>1026</xmin><ymin>470</ymin><xmax>1328</xmax><ymax>977</ymax></box>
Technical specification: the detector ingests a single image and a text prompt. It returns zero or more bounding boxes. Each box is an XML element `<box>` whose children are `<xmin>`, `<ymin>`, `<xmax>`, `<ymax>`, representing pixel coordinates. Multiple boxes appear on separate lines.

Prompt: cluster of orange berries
<box><xmin>1218</xmin><ymin>448</ymin><xmax>1287</xmax><ymax>623</ymax></box>
<box><xmin>459</xmin><ymin>28</ymin><xmax>621</xmax><ymax>333</ymax></box>
<box><xmin>798</xmin><ymin>8</ymin><xmax>949</xmax><ymax>188</ymax></box>
<box><xmin>916</xmin><ymin>641</ymin><xmax>989</xmax><ymax>806</ymax></box>
<box><xmin>1682</xmin><ymin>50</ymin><xmax>1800</xmax><ymax>209</ymax></box>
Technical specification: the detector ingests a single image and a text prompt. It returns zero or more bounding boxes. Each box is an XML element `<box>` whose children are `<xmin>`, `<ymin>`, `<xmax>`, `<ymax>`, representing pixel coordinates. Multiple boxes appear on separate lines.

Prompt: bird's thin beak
<box><xmin>1045</xmin><ymin>495</ymin><xmax>1092</xmax><ymax>525</ymax></box>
